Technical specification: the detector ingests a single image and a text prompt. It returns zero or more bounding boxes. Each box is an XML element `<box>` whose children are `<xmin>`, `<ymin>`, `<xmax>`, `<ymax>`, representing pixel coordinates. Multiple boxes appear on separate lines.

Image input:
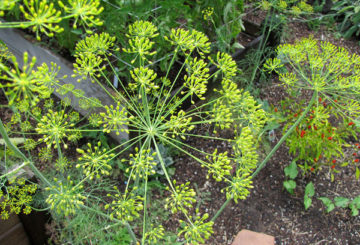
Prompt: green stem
<box><xmin>210</xmin><ymin>198</ymin><xmax>231</xmax><ymax>222</ymax></box>
<box><xmin>0</xmin><ymin>119</ymin><xmax>53</xmax><ymax>188</ymax></box>
<box><xmin>141</xmin><ymin>175</ymin><xmax>148</xmax><ymax>245</ymax></box>
<box><xmin>252</xmin><ymin>91</ymin><xmax>317</xmax><ymax>178</ymax></box>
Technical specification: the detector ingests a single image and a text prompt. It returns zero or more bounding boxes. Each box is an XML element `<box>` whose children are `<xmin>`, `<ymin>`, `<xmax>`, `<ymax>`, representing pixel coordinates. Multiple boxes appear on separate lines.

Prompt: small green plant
<box><xmin>303</xmin><ymin>182</ymin><xmax>314</xmax><ymax>210</ymax></box>
<box><xmin>283</xmin><ymin>160</ymin><xmax>298</xmax><ymax>195</ymax></box>
<box><xmin>283</xmin><ymin>161</ymin><xmax>315</xmax><ymax>210</ymax></box>
<box><xmin>278</xmin><ymin>96</ymin><xmax>358</xmax><ymax>177</ymax></box>
<box><xmin>319</xmin><ymin>195</ymin><xmax>360</xmax><ymax>216</ymax></box>
<box><xmin>149</xmin><ymin>143</ymin><xmax>175</xmax><ymax>176</ymax></box>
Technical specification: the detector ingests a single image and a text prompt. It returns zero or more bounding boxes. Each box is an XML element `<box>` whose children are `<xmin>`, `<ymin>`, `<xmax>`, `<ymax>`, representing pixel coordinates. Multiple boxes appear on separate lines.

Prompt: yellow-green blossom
<box><xmin>58</xmin><ymin>0</ymin><xmax>103</xmax><ymax>29</ymax></box>
<box><xmin>165</xmin><ymin>180</ymin><xmax>196</xmax><ymax>214</ymax></box>
<box><xmin>0</xmin><ymin>178</ymin><xmax>37</xmax><ymax>220</ymax></box>
<box><xmin>99</xmin><ymin>102</ymin><xmax>129</xmax><ymax>135</ymax></box>
<box><xmin>20</xmin><ymin>0</ymin><xmax>63</xmax><ymax>40</ymax></box>
<box><xmin>45</xmin><ymin>176</ymin><xmax>86</xmax><ymax>216</ymax></box>
<box><xmin>105</xmin><ymin>187</ymin><xmax>143</xmax><ymax>222</ymax></box>
<box><xmin>178</xmin><ymin>212</ymin><xmax>214</xmax><ymax>245</ymax></box>
<box><xmin>76</xmin><ymin>142</ymin><xmax>115</xmax><ymax>180</ymax></box>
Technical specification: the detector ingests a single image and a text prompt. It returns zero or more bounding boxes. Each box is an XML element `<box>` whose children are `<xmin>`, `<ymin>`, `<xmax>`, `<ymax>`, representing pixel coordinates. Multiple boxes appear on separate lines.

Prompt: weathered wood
<box><xmin>0</xmin><ymin>28</ymin><xmax>128</xmax><ymax>142</ymax></box>
<box><xmin>243</xmin><ymin>19</ymin><xmax>261</xmax><ymax>36</ymax></box>
<box><xmin>19</xmin><ymin>209</ymin><xmax>50</xmax><ymax>245</ymax></box>
<box><xmin>0</xmin><ymin>213</ymin><xmax>31</xmax><ymax>245</ymax></box>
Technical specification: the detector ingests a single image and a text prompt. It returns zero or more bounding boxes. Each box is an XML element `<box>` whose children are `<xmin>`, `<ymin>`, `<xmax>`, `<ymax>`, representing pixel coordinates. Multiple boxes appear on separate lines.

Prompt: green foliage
<box><xmin>150</xmin><ymin>143</ymin><xmax>175</xmax><ymax>175</ymax></box>
<box><xmin>282</xmin><ymin>162</ymin><xmax>316</xmax><ymax>210</ymax></box>
<box><xmin>284</xmin><ymin>160</ymin><xmax>298</xmax><ymax>179</ymax></box>
<box><xmin>283</xmin><ymin>160</ymin><xmax>298</xmax><ymax>194</ymax></box>
<box><xmin>283</xmin><ymin>179</ymin><xmax>296</xmax><ymax>195</ymax></box>
<box><xmin>332</xmin><ymin>0</ymin><xmax>360</xmax><ymax>39</ymax></box>
<box><xmin>51</xmin><ymin>205</ymin><xmax>133</xmax><ymax>245</ymax></box>
<box><xmin>319</xmin><ymin>195</ymin><xmax>360</xmax><ymax>216</ymax></box>
<box><xmin>304</xmin><ymin>182</ymin><xmax>315</xmax><ymax>210</ymax></box>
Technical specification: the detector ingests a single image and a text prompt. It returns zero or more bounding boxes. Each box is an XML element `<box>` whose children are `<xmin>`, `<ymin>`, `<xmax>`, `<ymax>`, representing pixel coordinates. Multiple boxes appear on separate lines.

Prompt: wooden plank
<box><xmin>0</xmin><ymin>214</ymin><xmax>30</xmax><ymax>245</ymax></box>
<box><xmin>0</xmin><ymin>28</ymin><xmax>128</xmax><ymax>143</ymax></box>
<box><xmin>19</xmin><ymin>209</ymin><xmax>51</xmax><ymax>245</ymax></box>
<box><xmin>0</xmin><ymin>212</ymin><xmax>20</xmax><ymax>235</ymax></box>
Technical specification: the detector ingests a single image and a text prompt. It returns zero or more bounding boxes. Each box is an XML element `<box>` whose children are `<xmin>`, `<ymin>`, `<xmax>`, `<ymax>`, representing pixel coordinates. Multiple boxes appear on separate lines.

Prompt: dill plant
<box><xmin>265</xmin><ymin>36</ymin><xmax>360</xmax><ymax>174</ymax></box>
<box><xmin>0</xmin><ymin>20</ymin><xmax>268</xmax><ymax>244</ymax></box>
<box><xmin>263</xmin><ymin>37</ymin><xmax>360</xmax><ymax>210</ymax></box>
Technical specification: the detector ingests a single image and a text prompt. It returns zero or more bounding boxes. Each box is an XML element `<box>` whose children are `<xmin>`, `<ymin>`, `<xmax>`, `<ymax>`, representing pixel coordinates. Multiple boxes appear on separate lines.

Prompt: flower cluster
<box><xmin>205</xmin><ymin>149</ymin><xmax>232</xmax><ymax>182</ymax></box>
<box><xmin>183</xmin><ymin>57</ymin><xmax>209</xmax><ymax>102</ymax></box>
<box><xmin>124</xmin><ymin>147</ymin><xmax>157</xmax><ymax>180</ymax></box>
<box><xmin>162</xmin><ymin>111</ymin><xmax>194</xmax><ymax>139</ymax></box>
<box><xmin>144</xmin><ymin>225</ymin><xmax>165</xmax><ymax>244</ymax></box>
<box><xmin>0</xmin><ymin>178</ymin><xmax>37</xmax><ymax>220</ymax></box>
<box><xmin>36</xmin><ymin>109</ymin><xmax>79</xmax><ymax>149</ymax></box>
<box><xmin>165</xmin><ymin>180</ymin><xmax>196</xmax><ymax>214</ymax></box>
<box><xmin>123</xmin><ymin>21</ymin><xmax>158</xmax><ymax>64</ymax></box>
<box><xmin>178</xmin><ymin>212</ymin><xmax>214</xmax><ymax>245</ymax></box>
<box><xmin>0</xmin><ymin>52</ymin><xmax>52</xmax><ymax>106</ymax></box>
<box><xmin>223</xmin><ymin>171</ymin><xmax>253</xmax><ymax>203</ymax></box>
<box><xmin>260</xmin><ymin>0</ymin><xmax>313</xmax><ymax>16</ymax></box>
<box><xmin>209</xmin><ymin>52</ymin><xmax>237</xmax><ymax>79</ymax></box>
<box><xmin>1</xmin><ymin>0</ymin><xmax>104</xmax><ymax>40</ymax></box>
<box><xmin>202</xmin><ymin>7</ymin><xmax>214</xmax><ymax>21</ymax></box>
<box><xmin>165</xmin><ymin>28</ymin><xmax>210</xmax><ymax>56</ymax></box>
<box><xmin>58</xmin><ymin>0</ymin><xmax>103</xmax><ymax>29</ymax></box>
<box><xmin>99</xmin><ymin>102</ymin><xmax>129</xmax><ymax>135</ymax></box>
<box><xmin>20</xmin><ymin>0</ymin><xmax>63</xmax><ymax>40</ymax></box>
<box><xmin>129</xmin><ymin>67</ymin><xmax>159</xmax><ymax>95</ymax></box>
<box><xmin>45</xmin><ymin>176</ymin><xmax>86</xmax><ymax>216</ymax></box>
<box><xmin>105</xmin><ymin>187</ymin><xmax>143</xmax><ymax>222</ymax></box>
<box><xmin>76</xmin><ymin>142</ymin><xmax>115</xmax><ymax>180</ymax></box>
<box><xmin>0</xmin><ymin>0</ymin><xmax>19</xmax><ymax>16</ymax></box>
